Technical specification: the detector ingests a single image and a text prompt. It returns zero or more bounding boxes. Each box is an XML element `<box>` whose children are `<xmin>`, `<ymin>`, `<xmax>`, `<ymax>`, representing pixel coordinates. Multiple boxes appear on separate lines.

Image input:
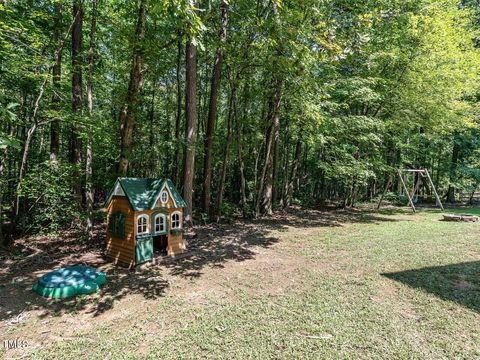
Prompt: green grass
<box><xmin>447</xmin><ymin>207</ymin><xmax>480</xmax><ymax>216</ymax></box>
<box><xmin>9</xmin><ymin>208</ymin><xmax>480</xmax><ymax>359</ymax></box>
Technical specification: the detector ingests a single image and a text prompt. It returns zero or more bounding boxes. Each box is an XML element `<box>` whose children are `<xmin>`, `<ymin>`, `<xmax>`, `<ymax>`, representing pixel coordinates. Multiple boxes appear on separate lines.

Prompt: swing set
<box><xmin>377</xmin><ymin>169</ymin><xmax>444</xmax><ymax>213</ymax></box>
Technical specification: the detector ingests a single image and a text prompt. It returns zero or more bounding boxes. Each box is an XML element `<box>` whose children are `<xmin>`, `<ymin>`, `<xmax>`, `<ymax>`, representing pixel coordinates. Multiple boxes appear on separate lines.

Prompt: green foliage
<box><xmin>17</xmin><ymin>162</ymin><xmax>82</xmax><ymax>234</ymax></box>
<box><xmin>1</xmin><ymin>0</ymin><xmax>480</xmax><ymax>239</ymax></box>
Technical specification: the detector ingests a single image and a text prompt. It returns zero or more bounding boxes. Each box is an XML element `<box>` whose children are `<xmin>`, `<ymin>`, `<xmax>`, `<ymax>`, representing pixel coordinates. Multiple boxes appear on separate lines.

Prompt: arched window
<box><xmin>137</xmin><ymin>214</ymin><xmax>149</xmax><ymax>235</ymax></box>
<box><xmin>171</xmin><ymin>211</ymin><xmax>182</xmax><ymax>229</ymax></box>
<box><xmin>154</xmin><ymin>213</ymin><xmax>166</xmax><ymax>233</ymax></box>
<box><xmin>161</xmin><ymin>190</ymin><xmax>169</xmax><ymax>203</ymax></box>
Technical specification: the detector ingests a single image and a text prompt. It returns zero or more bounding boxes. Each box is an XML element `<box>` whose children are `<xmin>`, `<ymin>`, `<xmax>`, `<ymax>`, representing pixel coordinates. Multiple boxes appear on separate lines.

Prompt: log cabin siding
<box><xmin>168</xmin><ymin>233</ymin><xmax>185</xmax><ymax>255</ymax></box>
<box><xmin>106</xmin><ymin>195</ymin><xmax>136</xmax><ymax>266</ymax></box>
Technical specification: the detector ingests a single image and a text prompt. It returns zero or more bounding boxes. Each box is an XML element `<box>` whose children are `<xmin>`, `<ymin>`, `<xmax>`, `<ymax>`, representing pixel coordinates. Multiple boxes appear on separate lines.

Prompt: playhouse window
<box><xmin>161</xmin><ymin>190</ymin><xmax>168</xmax><ymax>203</ymax></box>
<box><xmin>171</xmin><ymin>212</ymin><xmax>182</xmax><ymax>229</ymax></box>
<box><xmin>137</xmin><ymin>215</ymin><xmax>149</xmax><ymax>235</ymax></box>
<box><xmin>155</xmin><ymin>214</ymin><xmax>166</xmax><ymax>233</ymax></box>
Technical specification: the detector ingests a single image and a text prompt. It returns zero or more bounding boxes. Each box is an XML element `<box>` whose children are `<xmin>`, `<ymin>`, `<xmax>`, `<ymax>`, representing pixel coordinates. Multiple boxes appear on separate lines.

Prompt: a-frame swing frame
<box><xmin>377</xmin><ymin>169</ymin><xmax>444</xmax><ymax>213</ymax></box>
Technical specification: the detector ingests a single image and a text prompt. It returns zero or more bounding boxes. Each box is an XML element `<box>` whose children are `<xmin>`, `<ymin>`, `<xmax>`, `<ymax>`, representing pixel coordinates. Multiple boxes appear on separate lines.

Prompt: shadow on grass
<box><xmin>162</xmin><ymin>206</ymin><xmax>407</xmax><ymax>278</ymax></box>
<box><xmin>0</xmin><ymin>206</ymin><xmax>409</xmax><ymax>322</ymax></box>
<box><xmin>164</xmin><ymin>226</ymin><xmax>278</xmax><ymax>279</ymax></box>
<box><xmin>0</xmin><ymin>224</ymin><xmax>278</xmax><ymax>321</ymax></box>
<box><xmin>382</xmin><ymin>261</ymin><xmax>480</xmax><ymax>312</ymax></box>
<box><xmin>254</xmin><ymin>206</ymin><xmax>408</xmax><ymax>230</ymax></box>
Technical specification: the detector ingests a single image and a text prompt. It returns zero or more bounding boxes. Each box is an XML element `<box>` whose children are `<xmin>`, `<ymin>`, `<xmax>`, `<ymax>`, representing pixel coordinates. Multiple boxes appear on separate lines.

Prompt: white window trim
<box><xmin>152</xmin><ymin>182</ymin><xmax>178</xmax><ymax>208</ymax></box>
<box><xmin>154</xmin><ymin>213</ymin><xmax>167</xmax><ymax>233</ymax></box>
<box><xmin>137</xmin><ymin>214</ymin><xmax>149</xmax><ymax>235</ymax></box>
<box><xmin>171</xmin><ymin>211</ymin><xmax>182</xmax><ymax>229</ymax></box>
<box><xmin>160</xmin><ymin>190</ymin><xmax>169</xmax><ymax>204</ymax></box>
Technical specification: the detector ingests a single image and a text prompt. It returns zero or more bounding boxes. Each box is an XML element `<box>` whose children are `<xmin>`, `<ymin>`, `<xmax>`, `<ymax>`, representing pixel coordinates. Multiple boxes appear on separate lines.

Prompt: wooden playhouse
<box><xmin>104</xmin><ymin>177</ymin><xmax>186</xmax><ymax>267</ymax></box>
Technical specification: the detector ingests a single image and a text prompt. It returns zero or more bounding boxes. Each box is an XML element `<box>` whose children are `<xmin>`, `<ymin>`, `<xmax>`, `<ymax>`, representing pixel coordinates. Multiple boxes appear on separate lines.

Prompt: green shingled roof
<box><xmin>105</xmin><ymin>177</ymin><xmax>186</xmax><ymax>210</ymax></box>
<box><xmin>165</xmin><ymin>178</ymin><xmax>186</xmax><ymax>208</ymax></box>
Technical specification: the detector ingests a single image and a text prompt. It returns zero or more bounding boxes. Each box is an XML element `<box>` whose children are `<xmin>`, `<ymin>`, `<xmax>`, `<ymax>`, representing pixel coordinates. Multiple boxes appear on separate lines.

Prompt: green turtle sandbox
<box><xmin>32</xmin><ymin>265</ymin><xmax>106</xmax><ymax>299</ymax></box>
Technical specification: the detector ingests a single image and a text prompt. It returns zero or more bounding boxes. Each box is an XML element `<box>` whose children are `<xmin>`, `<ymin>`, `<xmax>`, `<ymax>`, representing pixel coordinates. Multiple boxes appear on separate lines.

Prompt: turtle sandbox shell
<box><xmin>32</xmin><ymin>265</ymin><xmax>106</xmax><ymax>299</ymax></box>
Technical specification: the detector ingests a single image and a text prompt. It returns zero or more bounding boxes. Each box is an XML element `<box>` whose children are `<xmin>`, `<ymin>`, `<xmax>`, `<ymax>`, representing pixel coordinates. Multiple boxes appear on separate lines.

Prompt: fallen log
<box><xmin>442</xmin><ymin>214</ymin><xmax>479</xmax><ymax>222</ymax></box>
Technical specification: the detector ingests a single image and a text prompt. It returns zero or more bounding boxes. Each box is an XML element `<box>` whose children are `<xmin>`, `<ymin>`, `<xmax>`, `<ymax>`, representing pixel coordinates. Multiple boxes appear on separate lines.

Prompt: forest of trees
<box><xmin>1</xmin><ymin>0</ymin><xmax>480</xmax><ymax>244</ymax></box>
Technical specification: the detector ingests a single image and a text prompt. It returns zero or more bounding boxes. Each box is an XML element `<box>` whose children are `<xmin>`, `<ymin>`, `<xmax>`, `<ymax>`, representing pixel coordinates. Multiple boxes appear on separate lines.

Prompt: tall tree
<box><xmin>70</xmin><ymin>0</ymin><xmax>84</xmax><ymax>206</ymax></box>
<box><xmin>85</xmin><ymin>0</ymin><xmax>97</xmax><ymax>239</ymax></box>
<box><xmin>256</xmin><ymin>2</ymin><xmax>283</xmax><ymax>217</ymax></box>
<box><xmin>49</xmin><ymin>1</ymin><xmax>62</xmax><ymax>164</ymax></box>
<box><xmin>257</xmin><ymin>79</ymin><xmax>282</xmax><ymax>216</ymax></box>
<box><xmin>202</xmin><ymin>0</ymin><xmax>228</xmax><ymax>216</ymax></box>
<box><xmin>118</xmin><ymin>0</ymin><xmax>147</xmax><ymax>176</ymax></box>
<box><xmin>183</xmin><ymin>36</ymin><xmax>198</xmax><ymax>225</ymax></box>
<box><xmin>174</xmin><ymin>34</ymin><xmax>183</xmax><ymax>185</ymax></box>
<box><xmin>447</xmin><ymin>134</ymin><xmax>460</xmax><ymax>203</ymax></box>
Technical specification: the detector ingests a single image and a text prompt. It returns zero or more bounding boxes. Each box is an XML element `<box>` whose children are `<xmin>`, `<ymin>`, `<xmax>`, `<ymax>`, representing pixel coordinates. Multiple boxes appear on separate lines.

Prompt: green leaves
<box><xmin>0</xmin><ymin>134</ymin><xmax>21</xmax><ymax>150</ymax></box>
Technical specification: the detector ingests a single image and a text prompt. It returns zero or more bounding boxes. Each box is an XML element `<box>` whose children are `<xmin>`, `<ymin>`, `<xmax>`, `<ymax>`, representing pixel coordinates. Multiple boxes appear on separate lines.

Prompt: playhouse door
<box><xmin>136</xmin><ymin>235</ymin><xmax>153</xmax><ymax>264</ymax></box>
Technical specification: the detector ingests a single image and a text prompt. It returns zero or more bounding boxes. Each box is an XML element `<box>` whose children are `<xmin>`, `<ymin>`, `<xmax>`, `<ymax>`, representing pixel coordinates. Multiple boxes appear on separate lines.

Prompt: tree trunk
<box><xmin>50</xmin><ymin>1</ymin><xmax>62</xmax><ymax>164</ymax></box>
<box><xmin>182</xmin><ymin>38</ymin><xmax>198</xmax><ymax>225</ymax></box>
<box><xmin>215</xmin><ymin>81</ymin><xmax>236</xmax><ymax>221</ymax></box>
<box><xmin>174</xmin><ymin>34</ymin><xmax>183</xmax><ymax>186</ymax></box>
<box><xmin>0</xmin><ymin>124</ymin><xmax>14</xmax><ymax>246</ymax></box>
<box><xmin>447</xmin><ymin>135</ymin><xmax>460</xmax><ymax>203</ymax></box>
<box><xmin>202</xmin><ymin>0</ymin><xmax>228</xmax><ymax>216</ymax></box>
<box><xmin>15</xmin><ymin>123</ymin><xmax>37</xmax><ymax>218</ymax></box>
<box><xmin>257</xmin><ymin>78</ymin><xmax>282</xmax><ymax>217</ymax></box>
<box><xmin>118</xmin><ymin>0</ymin><xmax>147</xmax><ymax>176</ymax></box>
<box><xmin>236</xmin><ymin>97</ymin><xmax>247</xmax><ymax>219</ymax></box>
<box><xmin>85</xmin><ymin>0</ymin><xmax>97</xmax><ymax>240</ymax></box>
<box><xmin>271</xmin><ymin>113</ymin><xmax>280</xmax><ymax>204</ymax></box>
<box><xmin>148</xmin><ymin>87</ymin><xmax>156</xmax><ymax>177</ymax></box>
<box><xmin>284</xmin><ymin>138</ymin><xmax>301</xmax><ymax>208</ymax></box>
<box><xmin>256</xmin><ymin>2</ymin><xmax>282</xmax><ymax>217</ymax></box>
<box><xmin>70</xmin><ymin>0</ymin><xmax>83</xmax><ymax>208</ymax></box>
<box><xmin>279</xmin><ymin>121</ymin><xmax>289</xmax><ymax>208</ymax></box>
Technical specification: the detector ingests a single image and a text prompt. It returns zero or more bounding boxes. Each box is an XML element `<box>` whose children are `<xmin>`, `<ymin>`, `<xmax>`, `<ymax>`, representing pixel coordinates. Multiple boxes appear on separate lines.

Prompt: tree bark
<box><xmin>0</xmin><ymin>124</ymin><xmax>14</xmax><ymax>245</ymax></box>
<box><xmin>70</xmin><ymin>0</ymin><xmax>83</xmax><ymax>207</ymax></box>
<box><xmin>279</xmin><ymin>121</ymin><xmax>289</xmax><ymax>208</ymax></box>
<box><xmin>447</xmin><ymin>135</ymin><xmax>460</xmax><ymax>203</ymax></box>
<box><xmin>50</xmin><ymin>1</ymin><xmax>62</xmax><ymax>164</ymax></box>
<box><xmin>255</xmin><ymin>2</ymin><xmax>282</xmax><ymax>217</ymax></box>
<box><xmin>271</xmin><ymin>112</ymin><xmax>280</xmax><ymax>204</ymax></box>
<box><xmin>85</xmin><ymin>0</ymin><xmax>97</xmax><ymax>240</ymax></box>
<box><xmin>284</xmin><ymin>138</ymin><xmax>301</xmax><ymax>208</ymax></box>
<box><xmin>148</xmin><ymin>87</ymin><xmax>156</xmax><ymax>177</ymax></box>
<box><xmin>236</xmin><ymin>95</ymin><xmax>247</xmax><ymax>219</ymax></box>
<box><xmin>182</xmin><ymin>38</ymin><xmax>198</xmax><ymax>225</ymax></box>
<box><xmin>257</xmin><ymin>78</ymin><xmax>282</xmax><ymax>217</ymax></box>
<box><xmin>175</xmin><ymin>34</ymin><xmax>182</xmax><ymax>186</ymax></box>
<box><xmin>202</xmin><ymin>0</ymin><xmax>228</xmax><ymax>216</ymax></box>
<box><xmin>118</xmin><ymin>0</ymin><xmax>147</xmax><ymax>176</ymax></box>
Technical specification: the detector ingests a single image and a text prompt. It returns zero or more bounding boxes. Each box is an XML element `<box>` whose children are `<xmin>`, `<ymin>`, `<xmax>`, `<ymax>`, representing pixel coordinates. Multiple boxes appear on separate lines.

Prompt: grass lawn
<box><xmin>1</xmin><ymin>206</ymin><xmax>480</xmax><ymax>359</ymax></box>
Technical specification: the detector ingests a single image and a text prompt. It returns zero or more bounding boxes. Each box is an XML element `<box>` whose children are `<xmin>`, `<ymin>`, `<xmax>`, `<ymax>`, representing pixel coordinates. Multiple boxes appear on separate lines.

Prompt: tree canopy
<box><xmin>1</xmin><ymin>0</ymin><xmax>479</xmax><ymax>241</ymax></box>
